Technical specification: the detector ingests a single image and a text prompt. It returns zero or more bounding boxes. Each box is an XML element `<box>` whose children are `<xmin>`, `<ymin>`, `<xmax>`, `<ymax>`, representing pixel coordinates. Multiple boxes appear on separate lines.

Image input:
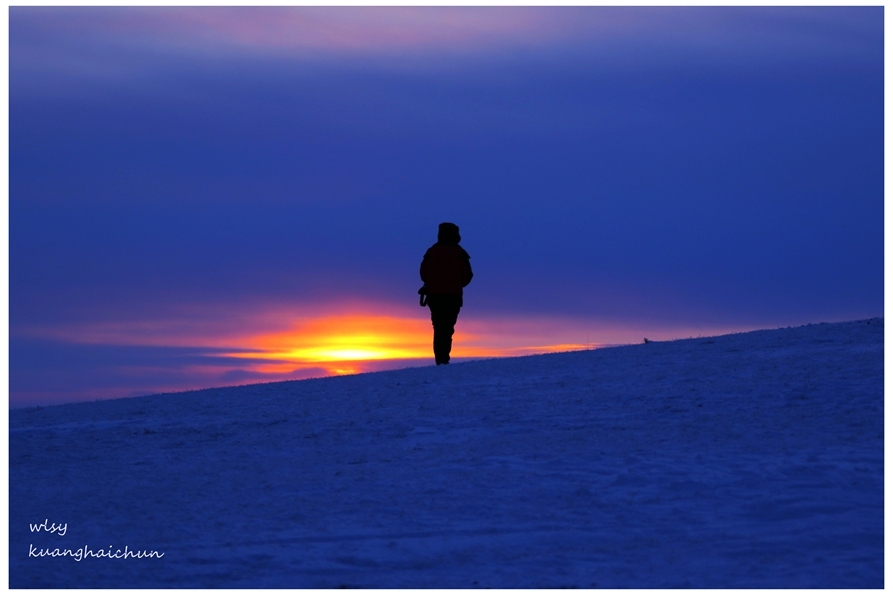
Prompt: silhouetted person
<box><xmin>419</xmin><ymin>222</ymin><xmax>473</xmax><ymax>365</ymax></box>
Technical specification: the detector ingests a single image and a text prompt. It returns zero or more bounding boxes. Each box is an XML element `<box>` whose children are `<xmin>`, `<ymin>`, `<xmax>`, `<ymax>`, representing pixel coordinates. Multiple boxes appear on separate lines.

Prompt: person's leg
<box><xmin>428</xmin><ymin>296</ymin><xmax>461</xmax><ymax>364</ymax></box>
<box><xmin>428</xmin><ymin>299</ymin><xmax>444</xmax><ymax>364</ymax></box>
<box><xmin>439</xmin><ymin>298</ymin><xmax>460</xmax><ymax>363</ymax></box>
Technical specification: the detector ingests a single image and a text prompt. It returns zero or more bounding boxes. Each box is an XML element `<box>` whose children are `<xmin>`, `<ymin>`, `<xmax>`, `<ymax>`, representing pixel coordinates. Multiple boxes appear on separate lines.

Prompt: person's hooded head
<box><xmin>437</xmin><ymin>222</ymin><xmax>461</xmax><ymax>245</ymax></box>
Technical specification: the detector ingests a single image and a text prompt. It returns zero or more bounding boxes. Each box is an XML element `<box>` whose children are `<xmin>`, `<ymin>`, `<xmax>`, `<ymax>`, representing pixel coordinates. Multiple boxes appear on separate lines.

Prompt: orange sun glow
<box><xmin>223</xmin><ymin>312</ymin><xmax>593</xmax><ymax>377</ymax></box>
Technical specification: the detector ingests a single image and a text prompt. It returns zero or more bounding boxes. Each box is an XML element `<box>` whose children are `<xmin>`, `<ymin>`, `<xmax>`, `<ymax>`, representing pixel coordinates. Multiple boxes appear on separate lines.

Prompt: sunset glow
<box><xmin>232</xmin><ymin>314</ymin><xmax>430</xmax><ymax>359</ymax></box>
<box><xmin>222</xmin><ymin>312</ymin><xmax>594</xmax><ymax>378</ymax></box>
<box><xmin>12</xmin><ymin>299</ymin><xmax>740</xmax><ymax>404</ymax></box>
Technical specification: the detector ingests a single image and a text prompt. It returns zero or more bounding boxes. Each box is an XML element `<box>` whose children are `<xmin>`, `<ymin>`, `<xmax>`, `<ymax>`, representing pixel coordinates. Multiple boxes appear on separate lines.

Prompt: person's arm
<box><xmin>462</xmin><ymin>253</ymin><xmax>473</xmax><ymax>287</ymax></box>
<box><xmin>420</xmin><ymin>251</ymin><xmax>430</xmax><ymax>283</ymax></box>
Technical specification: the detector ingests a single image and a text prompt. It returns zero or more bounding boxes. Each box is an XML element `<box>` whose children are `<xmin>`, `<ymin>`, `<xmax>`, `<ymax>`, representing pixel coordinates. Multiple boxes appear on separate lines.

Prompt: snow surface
<box><xmin>9</xmin><ymin>319</ymin><xmax>884</xmax><ymax>588</ymax></box>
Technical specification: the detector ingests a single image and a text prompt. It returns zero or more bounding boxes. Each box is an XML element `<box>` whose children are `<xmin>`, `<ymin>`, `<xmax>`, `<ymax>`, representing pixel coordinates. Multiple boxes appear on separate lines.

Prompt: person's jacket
<box><xmin>420</xmin><ymin>243</ymin><xmax>473</xmax><ymax>296</ymax></box>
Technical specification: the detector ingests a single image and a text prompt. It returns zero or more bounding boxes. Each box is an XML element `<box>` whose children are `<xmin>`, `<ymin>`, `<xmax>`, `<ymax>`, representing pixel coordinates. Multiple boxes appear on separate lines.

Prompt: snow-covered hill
<box><xmin>9</xmin><ymin>319</ymin><xmax>884</xmax><ymax>588</ymax></box>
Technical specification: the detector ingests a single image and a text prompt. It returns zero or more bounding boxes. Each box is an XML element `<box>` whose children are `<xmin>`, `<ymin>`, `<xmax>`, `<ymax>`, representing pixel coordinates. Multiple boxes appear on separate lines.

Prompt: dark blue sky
<box><xmin>10</xmin><ymin>7</ymin><xmax>884</xmax><ymax>405</ymax></box>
